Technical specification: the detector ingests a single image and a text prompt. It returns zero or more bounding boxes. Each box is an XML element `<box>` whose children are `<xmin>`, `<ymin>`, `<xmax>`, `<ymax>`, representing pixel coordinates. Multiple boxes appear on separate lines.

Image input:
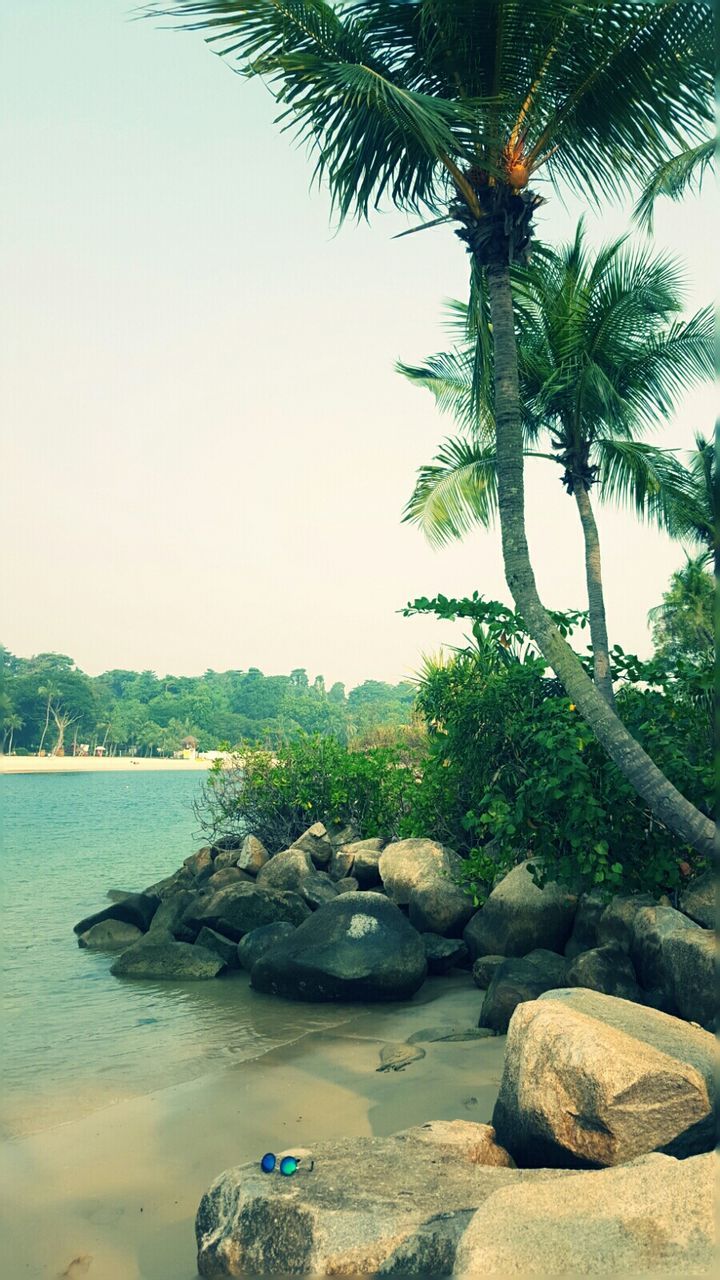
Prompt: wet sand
<box><xmin>0</xmin><ymin>756</ymin><xmax>211</xmax><ymax>775</ymax></box>
<box><xmin>0</xmin><ymin>977</ymin><xmax>504</xmax><ymax>1280</ymax></box>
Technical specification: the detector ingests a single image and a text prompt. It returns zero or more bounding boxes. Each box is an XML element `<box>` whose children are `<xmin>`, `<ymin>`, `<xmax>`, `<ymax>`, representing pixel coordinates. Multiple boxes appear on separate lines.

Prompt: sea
<box><xmin>0</xmin><ymin>770</ymin><xmax>355</xmax><ymax>1138</ymax></box>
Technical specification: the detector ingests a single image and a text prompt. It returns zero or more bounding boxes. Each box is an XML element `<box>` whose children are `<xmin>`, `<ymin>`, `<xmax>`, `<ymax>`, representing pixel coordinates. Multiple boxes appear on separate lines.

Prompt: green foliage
<box><xmin>649</xmin><ymin>558</ymin><xmax>714</xmax><ymax>666</ymax></box>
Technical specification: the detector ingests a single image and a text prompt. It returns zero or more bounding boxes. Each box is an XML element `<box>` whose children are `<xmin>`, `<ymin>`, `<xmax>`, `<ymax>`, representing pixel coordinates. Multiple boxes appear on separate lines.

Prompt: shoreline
<box><xmin>0</xmin><ymin>977</ymin><xmax>503</xmax><ymax>1280</ymax></box>
<box><xmin>0</xmin><ymin>755</ymin><xmax>212</xmax><ymax>775</ymax></box>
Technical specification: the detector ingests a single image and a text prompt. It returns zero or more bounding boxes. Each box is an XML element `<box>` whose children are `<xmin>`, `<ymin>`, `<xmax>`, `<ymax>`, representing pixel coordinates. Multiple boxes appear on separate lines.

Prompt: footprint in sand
<box><xmin>58</xmin><ymin>1257</ymin><xmax>93</xmax><ymax>1279</ymax></box>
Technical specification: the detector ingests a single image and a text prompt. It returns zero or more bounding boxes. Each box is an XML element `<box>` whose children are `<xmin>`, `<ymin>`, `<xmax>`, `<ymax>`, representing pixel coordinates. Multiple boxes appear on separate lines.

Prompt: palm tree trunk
<box><xmin>573</xmin><ymin>485</ymin><xmax>616</xmax><ymax>707</ymax></box>
<box><xmin>38</xmin><ymin>695</ymin><xmax>52</xmax><ymax>754</ymax></box>
<box><xmin>484</xmin><ymin>257</ymin><xmax>715</xmax><ymax>860</ymax></box>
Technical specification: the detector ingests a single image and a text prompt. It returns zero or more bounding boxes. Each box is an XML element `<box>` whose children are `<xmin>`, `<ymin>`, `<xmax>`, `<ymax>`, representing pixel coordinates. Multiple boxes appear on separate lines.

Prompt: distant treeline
<box><xmin>0</xmin><ymin>646</ymin><xmax>416</xmax><ymax>756</ymax></box>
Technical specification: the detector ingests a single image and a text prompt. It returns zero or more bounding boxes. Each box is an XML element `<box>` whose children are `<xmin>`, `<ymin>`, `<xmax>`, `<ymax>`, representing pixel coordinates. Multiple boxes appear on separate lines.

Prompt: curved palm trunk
<box><xmin>485</xmin><ymin>258</ymin><xmax>715</xmax><ymax>860</ymax></box>
<box><xmin>573</xmin><ymin>485</ymin><xmax>616</xmax><ymax>708</ymax></box>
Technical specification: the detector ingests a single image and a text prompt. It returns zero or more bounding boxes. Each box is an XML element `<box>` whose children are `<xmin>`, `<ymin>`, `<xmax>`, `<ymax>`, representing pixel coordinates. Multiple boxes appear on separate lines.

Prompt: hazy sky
<box><xmin>1</xmin><ymin>2</ymin><xmax>715</xmax><ymax>687</ymax></box>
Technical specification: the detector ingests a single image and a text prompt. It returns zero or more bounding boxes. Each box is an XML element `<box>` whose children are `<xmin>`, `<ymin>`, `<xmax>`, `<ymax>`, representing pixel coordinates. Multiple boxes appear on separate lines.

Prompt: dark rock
<box><xmin>289</xmin><ymin>822</ymin><xmax>333</xmax><ymax>868</ymax></box>
<box><xmin>256</xmin><ymin>847</ymin><xmax>315</xmax><ymax>893</ymax></box>
<box><xmin>679</xmin><ymin>870</ymin><xmax>716</xmax><ymax>929</ymax></box>
<box><xmin>183</xmin><ymin>847</ymin><xmax>214</xmax><ymax>879</ymax></box>
<box><xmin>422</xmin><ymin>934</ymin><xmax>469</xmax><ymax>974</ymax></box>
<box><xmin>203</xmin><ymin>867</ymin><xmax>253</xmax><ymax>893</ymax></box>
<box><xmin>463</xmin><ymin>862</ymin><xmax>577</xmax><ymax>960</ymax></box>
<box><xmin>110</xmin><ymin>936</ymin><xmax>225</xmax><ymax>980</ymax></box>
<box><xmin>328</xmin><ymin>845</ymin><xmax>355</xmax><ymax>881</ymax></box>
<box><xmin>297</xmin><ymin>871</ymin><xmax>338</xmax><ymax>910</ymax></box>
<box><xmin>196</xmin><ymin>927</ymin><xmax>240</xmax><ymax>969</ymax></box>
<box><xmin>472</xmin><ymin>955</ymin><xmax>505</xmax><ymax>989</ymax></box>
<box><xmin>479</xmin><ymin>949</ymin><xmax>568</xmax><ymax>1033</ymax></box>
<box><xmin>632</xmin><ymin>903</ymin><xmax>717</xmax><ymax>1027</ymax></box>
<box><xmin>563</xmin><ymin>890</ymin><xmax>607</xmax><ymax>959</ymax></box>
<box><xmin>106</xmin><ymin>889</ymin><xmax>133</xmax><ymax>903</ymax></box>
<box><xmin>595</xmin><ymin>893</ymin><xmax>655</xmax><ymax>952</ymax></box>
<box><xmin>334</xmin><ymin>876</ymin><xmax>359</xmax><ymax>894</ymax></box>
<box><xmin>250</xmin><ymin>892</ymin><xmax>427</xmax><ymax>1002</ymax></box>
<box><xmin>346</xmin><ymin>838</ymin><xmax>385</xmax><ymax>887</ymax></box>
<box><xmin>78</xmin><ymin>920</ymin><xmax>143</xmax><ymax>950</ymax></box>
<box><xmin>182</xmin><ymin>883</ymin><xmax>311</xmax><ymax>943</ymax></box>
<box><xmin>143</xmin><ymin>867</ymin><xmax>195</xmax><ymax>899</ymax></box>
<box><xmin>147</xmin><ymin>890</ymin><xmax>198</xmax><ymax>939</ymax></box>
<box><xmin>236</xmin><ymin>921</ymin><xmax>297</xmax><ymax>973</ymax></box>
<box><xmin>566</xmin><ymin>943</ymin><xmax>642</xmax><ymax>1001</ymax></box>
<box><xmin>73</xmin><ymin>892</ymin><xmax>160</xmax><ymax>938</ymax></box>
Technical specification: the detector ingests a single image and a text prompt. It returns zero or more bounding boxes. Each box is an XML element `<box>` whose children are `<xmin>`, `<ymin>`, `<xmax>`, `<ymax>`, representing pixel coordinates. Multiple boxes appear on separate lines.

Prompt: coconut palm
<box><xmin>401</xmin><ymin>225</ymin><xmax>714</xmax><ymax>705</ymax></box>
<box><xmin>660</xmin><ymin>433</ymin><xmax>718</xmax><ymax>571</ymax></box>
<box><xmin>151</xmin><ymin>0</ymin><xmax>714</xmax><ymax>855</ymax></box>
<box><xmin>635</xmin><ymin>137</ymin><xmax>715</xmax><ymax>231</ymax></box>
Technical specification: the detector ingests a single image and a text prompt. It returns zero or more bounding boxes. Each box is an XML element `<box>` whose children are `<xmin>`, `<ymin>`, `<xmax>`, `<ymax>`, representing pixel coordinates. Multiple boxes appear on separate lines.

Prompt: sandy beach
<box><xmin>0</xmin><ymin>755</ymin><xmax>212</xmax><ymax>775</ymax></box>
<box><xmin>0</xmin><ymin>976</ymin><xmax>504</xmax><ymax>1280</ymax></box>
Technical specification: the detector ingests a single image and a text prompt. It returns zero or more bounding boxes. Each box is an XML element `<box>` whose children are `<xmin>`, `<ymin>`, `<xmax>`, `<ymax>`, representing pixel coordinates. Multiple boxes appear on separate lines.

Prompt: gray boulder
<box><xmin>297</xmin><ymin>871</ymin><xmax>338</xmax><ymax>910</ymax></box>
<box><xmin>334</xmin><ymin>877</ymin><xmax>359</xmax><ymax>895</ymax></box>
<box><xmin>422</xmin><ymin>933</ymin><xmax>469</xmax><ymax>974</ymax></box>
<box><xmin>328</xmin><ymin>845</ymin><xmax>355</xmax><ymax>881</ymax></box>
<box><xmin>78</xmin><ymin>920</ymin><xmax>143</xmax><ymax>950</ymax></box>
<box><xmin>679</xmin><ymin>869</ymin><xmax>716</xmax><ymax>929</ymax></box>
<box><xmin>256</xmin><ymin>847</ymin><xmax>315</xmax><ymax>893</ymax></box>
<box><xmin>182</xmin><ymin>883</ymin><xmax>310</xmax><ymax>942</ymax></box>
<box><xmin>289</xmin><ymin>822</ymin><xmax>333</xmax><ymax>868</ymax></box>
<box><xmin>195</xmin><ymin>1132</ymin><xmax>563</xmax><ymax>1277</ymax></box>
<box><xmin>346</xmin><ymin>838</ymin><xmax>385</xmax><ymax>887</ymax></box>
<box><xmin>407</xmin><ymin>853</ymin><xmax>474</xmax><ymax>937</ymax></box>
<box><xmin>566</xmin><ymin>944</ymin><xmax>642</xmax><ymax>1001</ymax></box>
<box><xmin>454</xmin><ymin>1151</ymin><xmax>717</xmax><ymax>1277</ymax></box>
<box><xmin>250</xmin><ymin>892</ymin><xmax>427</xmax><ymax>1002</ymax></box>
<box><xmin>73</xmin><ymin>892</ymin><xmax>160</xmax><ymax>938</ymax></box>
<box><xmin>110</xmin><ymin>936</ymin><xmax>225</xmax><ymax>980</ymax></box>
<box><xmin>203</xmin><ymin>867</ymin><xmax>253</xmax><ymax>893</ymax></box>
<box><xmin>463</xmin><ymin>862</ymin><xmax>577</xmax><ymax>960</ymax></box>
<box><xmin>472</xmin><ymin>955</ymin><xmax>505</xmax><ymax>989</ymax></box>
<box><xmin>492</xmin><ymin>988</ymin><xmax>718</xmax><ymax>1168</ymax></box>
<box><xmin>631</xmin><ymin>903</ymin><xmax>717</xmax><ymax>1027</ymax></box>
<box><xmin>563</xmin><ymin>889</ymin><xmax>607</xmax><ymax>959</ymax></box>
<box><xmin>479</xmin><ymin>949</ymin><xmax>568</xmax><ymax>1034</ymax></box>
<box><xmin>183</xmin><ymin>847</ymin><xmax>214</xmax><ymax>879</ymax></box>
<box><xmin>147</xmin><ymin>890</ymin><xmax>198</xmax><ymax>938</ymax></box>
<box><xmin>234</xmin><ymin>835</ymin><xmax>270</xmax><ymax>876</ymax></box>
<box><xmin>143</xmin><ymin>867</ymin><xmax>194</xmax><ymax>899</ymax></box>
<box><xmin>196</xmin><ymin>927</ymin><xmax>240</xmax><ymax>969</ymax></box>
<box><xmin>595</xmin><ymin>892</ymin><xmax>655</xmax><ymax>951</ymax></box>
<box><xmin>236</xmin><ymin>921</ymin><xmax>297</xmax><ymax>973</ymax></box>
<box><xmin>378</xmin><ymin>838</ymin><xmax>449</xmax><ymax>905</ymax></box>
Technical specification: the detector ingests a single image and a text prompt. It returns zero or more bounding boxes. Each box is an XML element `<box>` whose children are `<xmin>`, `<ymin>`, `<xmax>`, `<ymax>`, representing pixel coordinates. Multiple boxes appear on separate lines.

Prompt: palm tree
<box><xmin>3</xmin><ymin>713</ymin><xmax>23</xmax><ymax>754</ymax></box>
<box><xmin>151</xmin><ymin>1</ymin><xmax>714</xmax><ymax>856</ymax></box>
<box><xmin>635</xmin><ymin>137</ymin><xmax>715</xmax><ymax>230</ymax></box>
<box><xmin>660</xmin><ymin>433</ymin><xmax>718</xmax><ymax>571</ymax></box>
<box><xmin>401</xmin><ymin>225</ymin><xmax>713</xmax><ymax>705</ymax></box>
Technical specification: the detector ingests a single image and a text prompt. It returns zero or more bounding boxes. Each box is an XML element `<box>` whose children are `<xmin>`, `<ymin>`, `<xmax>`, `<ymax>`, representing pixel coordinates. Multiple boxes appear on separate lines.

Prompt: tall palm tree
<box><xmin>401</xmin><ymin>225</ymin><xmax>713</xmax><ymax>705</ymax></box>
<box><xmin>151</xmin><ymin>1</ymin><xmax>714</xmax><ymax>856</ymax></box>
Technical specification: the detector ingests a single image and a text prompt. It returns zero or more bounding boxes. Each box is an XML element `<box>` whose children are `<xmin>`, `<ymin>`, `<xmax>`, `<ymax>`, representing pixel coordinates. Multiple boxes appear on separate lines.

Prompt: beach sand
<box><xmin>0</xmin><ymin>977</ymin><xmax>503</xmax><ymax>1280</ymax></box>
<box><xmin>0</xmin><ymin>755</ymin><xmax>211</xmax><ymax>775</ymax></box>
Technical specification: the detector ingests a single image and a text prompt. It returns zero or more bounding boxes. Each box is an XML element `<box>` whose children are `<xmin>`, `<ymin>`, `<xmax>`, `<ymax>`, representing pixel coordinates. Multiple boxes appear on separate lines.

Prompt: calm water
<box><xmin>0</xmin><ymin>772</ymin><xmax>356</xmax><ymax>1137</ymax></box>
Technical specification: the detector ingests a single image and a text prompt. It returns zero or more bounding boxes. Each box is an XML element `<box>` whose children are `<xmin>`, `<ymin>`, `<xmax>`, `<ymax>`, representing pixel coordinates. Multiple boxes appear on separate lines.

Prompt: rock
<box><xmin>479</xmin><ymin>950</ymin><xmax>568</xmax><ymax>1033</ymax></box>
<box><xmin>235</xmin><ymin>835</ymin><xmax>270</xmax><ymax>876</ymax></box>
<box><xmin>106</xmin><ymin>889</ymin><xmax>133</xmax><ymax>903</ymax></box>
<box><xmin>143</xmin><ymin>867</ymin><xmax>194</xmax><ymax>899</ymax></box>
<box><xmin>463</xmin><ymin>862</ymin><xmax>577</xmax><ymax>960</ymax></box>
<box><xmin>111</xmin><ymin>936</ymin><xmax>225</xmax><ymax>980</ymax></box>
<box><xmin>679</xmin><ymin>869</ymin><xmax>716</xmax><ymax>929</ymax></box>
<box><xmin>196</xmin><ymin>927</ymin><xmax>240</xmax><ymax>969</ymax></box>
<box><xmin>422</xmin><ymin>933</ymin><xmax>469</xmax><ymax>974</ymax></box>
<box><xmin>334</xmin><ymin>877</ymin><xmax>359</xmax><ymax>895</ymax></box>
<box><xmin>563</xmin><ymin>889</ymin><xmax>607</xmax><ymax>959</ymax></box>
<box><xmin>407</xmin><ymin>1026</ymin><xmax>496</xmax><ymax>1044</ymax></box>
<box><xmin>399</xmin><ymin>1119</ymin><xmax>514</xmax><ymax>1168</ymax></box>
<box><xmin>212</xmin><ymin>846</ymin><xmax>240</xmax><ymax>871</ymax></box>
<box><xmin>289</xmin><ymin>822</ymin><xmax>333</xmax><ymax>868</ymax></box>
<box><xmin>454</xmin><ymin>1151</ymin><xmax>717</xmax><ymax>1277</ymax></box>
<box><xmin>492</xmin><ymin>988</ymin><xmax>718</xmax><ymax>1168</ymax></box>
<box><xmin>631</xmin><ymin>903</ymin><xmax>717</xmax><ymax>1027</ymax></box>
<box><xmin>566</xmin><ymin>944</ymin><xmax>642</xmax><ymax>1001</ymax></box>
<box><xmin>250</xmin><ymin>892</ymin><xmax>427</xmax><ymax>1002</ymax></box>
<box><xmin>595</xmin><ymin>892</ymin><xmax>655</xmax><ymax>951</ymax></box>
<box><xmin>195</xmin><ymin>1133</ymin><xmax>562</xmax><ymax>1278</ymax></box>
<box><xmin>182</xmin><ymin>883</ymin><xmax>311</xmax><ymax>943</ymax></box>
<box><xmin>73</xmin><ymin>892</ymin><xmax>160</xmax><ymax>938</ymax></box>
<box><xmin>472</xmin><ymin>955</ymin><xmax>505</xmax><ymax>989</ymax></box>
<box><xmin>147</xmin><ymin>890</ymin><xmax>198</xmax><ymax>938</ymax></box>
<box><xmin>203</xmin><ymin>867</ymin><xmax>253</xmax><ymax>893</ymax></box>
<box><xmin>297</xmin><ymin>871</ymin><xmax>338</xmax><ymax>910</ymax></box>
<box><xmin>327</xmin><ymin>823</ymin><xmax>358</xmax><ymax>848</ymax></box>
<box><xmin>78</xmin><ymin>920</ymin><xmax>143</xmax><ymax>950</ymax></box>
<box><xmin>378</xmin><ymin>838</ymin><xmax>449</xmax><ymax>905</ymax></box>
<box><xmin>328</xmin><ymin>846</ymin><xmax>355</xmax><ymax>881</ymax></box>
<box><xmin>407</xmin><ymin>855</ymin><xmax>474</xmax><ymax>937</ymax></box>
<box><xmin>183</xmin><ymin>847</ymin><xmax>214</xmax><ymax>879</ymax></box>
<box><xmin>256</xmin><ymin>847</ymin><xmax>315</xmax><ymax>893</ymax></box>
<box><xmin>344</xmin><ymin>838</ymin><xmax>385</xmax><ymax>886</ymax></box>
<box><xmin>236</xmin><ymin>921</ymin><xmax>297</xmax><ymax>973</ymax></box>
<box><xmin>376</xmin><ymin>1042</ymin><xmax>426</xmax><ymax>1072</ymax></box>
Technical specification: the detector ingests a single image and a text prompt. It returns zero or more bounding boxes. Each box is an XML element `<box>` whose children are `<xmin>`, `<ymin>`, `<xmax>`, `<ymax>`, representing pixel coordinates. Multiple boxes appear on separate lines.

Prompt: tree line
<box><xmin>0</xmin><ymin>648</ymin><xmax>415</xmax><ymax>757</ymax></box>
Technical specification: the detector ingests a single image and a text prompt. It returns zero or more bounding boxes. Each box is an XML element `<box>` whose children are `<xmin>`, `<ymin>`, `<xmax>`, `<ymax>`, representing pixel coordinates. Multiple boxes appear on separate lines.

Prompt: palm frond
<box><xmin>595</xmin><ymin>438</ymin><xmax>696</xmax><ymax>529</ymax></box>
<box><xmin>634</xmin><ymin>137</ymin><xmax>716</xmax><ymax>231</ymax></box>
<box><xmin>402</xmin><ymin>434</ymin><xmax>498</xmax><ymax>546</ymax></box>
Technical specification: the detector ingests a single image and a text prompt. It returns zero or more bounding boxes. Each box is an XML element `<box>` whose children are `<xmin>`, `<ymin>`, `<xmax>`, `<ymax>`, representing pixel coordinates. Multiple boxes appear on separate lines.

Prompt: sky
<box><xmin>1</xmin><ymin>1</ymin><xmax>715</xmax><ymax>688</ymax></box>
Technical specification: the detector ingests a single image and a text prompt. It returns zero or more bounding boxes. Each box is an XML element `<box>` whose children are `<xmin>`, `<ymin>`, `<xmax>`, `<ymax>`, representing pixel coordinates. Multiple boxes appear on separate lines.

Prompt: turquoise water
<box><xmin>0</xmin><ymin>772</ymin><xmax>354</xmax><ymax>1137</ymax></box>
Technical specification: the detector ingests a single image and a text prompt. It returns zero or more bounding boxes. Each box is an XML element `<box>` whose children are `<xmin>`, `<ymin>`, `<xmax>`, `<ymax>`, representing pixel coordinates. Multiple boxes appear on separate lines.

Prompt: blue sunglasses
<box><xmin>260</xmin><ymin>1152</ymin><xmax>300</xmax><ymax>1176</ymax></box>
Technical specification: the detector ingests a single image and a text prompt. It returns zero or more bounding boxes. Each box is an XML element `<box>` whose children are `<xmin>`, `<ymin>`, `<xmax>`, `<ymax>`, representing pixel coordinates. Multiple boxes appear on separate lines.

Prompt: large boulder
<box><xmin>454</xmin><ymin>1151</ymin><xmax>717</xmax><ymax>1277</ymax></box>
<box><xmin>347</xmin><ymin>838</ymin><xmax>385</xmax><ymax>887</ymax></box>
<box><xmin>143</xmin><ymin>867</ymin><xmax>194</xmax><ymax>899</ymax></box>
<box><xmin>631</xmin><ymin>903</ymin><xmax>717</xmax><ymax>1027</ymax></box>
<box><xmin>328</xmin><ymin>845</ymin><xmax>355</xmax><ymax>881</ymax></box>
<box><xmin>479</xmin><ymin>950</ymin><xmax>568</xmax><ymax>1034</ymax></box>
<box><xmin>250</xmin><ymin>892</ymin><xmax>427</xmax><ymax>1002</ymax></box>
<box><xmin>195</xmin><ymin>1131</ymin><xmax>563</xmax><ymax>1277</ymax></box>
<box><xmin>182</xmin><ymin>883</ymin><xmax>310</xmax><ymax>942</ymax></box>
<box><xmin>407</xmin><ymin>853</ymin><xmax>474</xmax><ymax>937</ymax></box>
<box><xmin>378</xmin><ymin>838</ymin><xmax>448</xmax><ymax>905</ymax></box>
<box><xmin>196</xmin><ymin>927</ymin><xmax>240</xmax><ymax>969</ymax></box>
<box><xmin>463</xmin><ymin>862</ymin><xmax>577</xmax><ymax>960</ymax></box>
<box><xmin>77</xmin><ymin>920</ymin><xmax>142</xmax><ymax>950</ymax></box>
<box><xmin>595</xmin><ymin>892</ymin><xmax>655</xmax><ymax>951</ymax></box>
<box><xmin>493</xmin><ymin>988</ymin><xmax>718</xmax><ymax>1168</ymax></box>
<box><xmin>147</xmin><ymin>890</ymin><xmax>199</xmax><ymax>938</ymax></box>
<box><xmin>236</xmin><ymin>921</ymin><xmax>297</xmax><ymax>973</ymax></box>
<box><xmin>563</xmin><ymin>889</ymin><xmax>606</xmax><ymax>959</ymax></box>
<box><xmin>471</xmin><ymin>955</ymin><xmax>505</xmax><ymax>989</ymax></box>
<box><xmin>422</xmin><ymin>934</ymin><xmax>469</xmax><ymax>975</ymax></box>
<box><xmin>73</xmin><ymin>891</ymin><xmax>160</xmax><ymax>938</ymax></box>
<box><xmin>566</xmin><ymin>944</ymin><xmax>642</xmax><ymax>1002</ymax></box>
<box><xmin>289</xmin><ymin>822</ymin><xmax>334</xmax><ymax>868</ymax></box>
<box><xmin>183</xmin><ymin>847</ymin><xmax>214</xmax><ymax>879</ymax></box>
<box><xmin>396</xmin><ymin>1119</ymin><xmax>514</xmax><ymax>1167</ymax></box>
<box><xmin>232</xmin><ymin>835</ymin><xmax>270</xmax><ymax>876</ymax></box>
<box><xmin>256</xmin><ymin>847</ymin><xmax>315</xmax><ymax>893</ymax></box>
<box><xmin>297</xmin><ymin>871</ymin><xmax>338</xmax><ymax>911</ymax></box>
<box><xmin>110</xmin><ymin>936</ymin><xmax>225</xmax><ymax>980</ymax></box>
<box><xmin>203</xmin><ymin>867</ymin><xmax>253</xmax><ymax>894</ymax></box>
<box><xmin>334</xmin><ymin>877</ymin><xmax>359</xmax><ymax>895</ymax></box>
<box><xmin>679</xmin><ymin>869</ymin><xmax>716</xmax><ymax>929</ymax></box>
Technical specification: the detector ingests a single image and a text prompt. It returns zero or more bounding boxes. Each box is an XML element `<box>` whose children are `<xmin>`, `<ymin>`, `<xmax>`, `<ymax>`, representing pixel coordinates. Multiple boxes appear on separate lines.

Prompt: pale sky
<box><xmin>1</xmin><ymin>2</ymin><xmax>715</xmax><ymax>687</ymax></box>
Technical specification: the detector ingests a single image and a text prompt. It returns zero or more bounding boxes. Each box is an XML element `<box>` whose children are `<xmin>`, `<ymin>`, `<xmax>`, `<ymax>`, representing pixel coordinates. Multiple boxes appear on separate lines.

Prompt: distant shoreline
<box><xmin>0</xmin><ymin>755</ymin><xmax>212</xmax><ymax>776</ymax></box>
